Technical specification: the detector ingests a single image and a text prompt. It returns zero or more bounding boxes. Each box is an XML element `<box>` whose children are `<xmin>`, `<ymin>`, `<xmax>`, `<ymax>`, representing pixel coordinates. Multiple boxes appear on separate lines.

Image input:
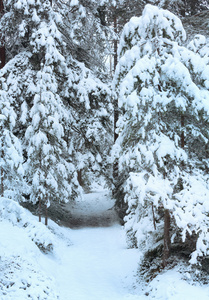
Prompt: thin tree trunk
<box><xmin>1</xmin><ymin>164</ymin><xmax>3</xmax><ymax>197</ymax></box>
<box><xmin>163</xmin><ymin>209</ymin><xmax>170</xmax><ymax>267</ymax></box>
<box><xmin>181</xmin><ymin>113</ymin><xmax>185</xmax><ymax>149</ymax></box>
<box><xmin>113</xmin><ymin>14</ymin><xmax>119</xmax><ymax>183</ymax></box>
<box><xmin>45</xmin><ymin>203</ymin><xmax>48</xmax><ymax>226</ymax></box>
<box><xmin>0</xmin><ymin>0</ymin><xmax>5</xmax><ymax>69</ymax></box>
<box><xmin>152</xmin><ymin>203</ymin><xmax>156</xmax><ymax>230</ymax></box>
<box><xmin>39</xmin><ymin>195</ymin><xmax>41</xmax><ymax>222</ymax></box>
<box><xmin>113</xmin><ymin>16</ymin><xmax>118</xmax><ymax>73</ymax></box>
<box><xmin>0</xmin><ymin>1</ymin><xmax>5</xmax><ymax>198</ymax></box>
<box><xmin>113</xmin><ymin>15</ymin><xmax>118</xmax><ymax>145</ymax></box>
<box><xmin>163</xmin><ymin>167</ymin><xmax>171</xmax><ymax>267</ymax></box>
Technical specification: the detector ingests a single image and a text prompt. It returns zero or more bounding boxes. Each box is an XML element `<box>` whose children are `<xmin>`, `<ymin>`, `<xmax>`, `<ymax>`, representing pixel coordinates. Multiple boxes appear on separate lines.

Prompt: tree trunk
<box><xmin>113</xmin><ymin>14</ymin><xmax>119</xmax><ymax>183</ymax></box>
<box><xmin>113</xmin><ymin>15</ymin><xmax>118</xmax><ymax>145</ymax></box>
<box><xmin>181</xmin><ymin>113</ymin><xmax>185</xmax><ymax>149</ymax></box>
<box><xmin>45</xmin><ymin>204</ymin><xmax>48</xmax><ymax>226</ymax></box>
<box><xmin>39</xmin><ymin>195</ymin><xmax>41</xmax><ymax>222</ymax></box>
<box><xmin>152</xmin><ymin>203</ymin><xmax>156</xmax><ymax>230</ymax></box>
<box><xmin>0</xmin><ymin>1</ymin><xmax>5</xmax><ymax>197</ymax></box>
<box><xmin>163</xmin><ymin>167</ymin><xmax>171</xmax><ymax>267</ymax></box>
<box><xmin>0</xmin><ymin>0</ymin><xmax>5</xmax><ymax>69</ymax></box>
<box><xmin>1</xmin><ymin>165</ymin><xmax>3</xmax><ymax>197</ymax></box>
<box><xmin>77</xmin><ymin>169</ymin><xmax>82</xmax><ymax>186</ymax></box>
<box><xmin>163</xmin><ymin>209</ymin><xmax>170</xmax><ymax>267</ymax></box>
<box><xmin>0</xmin><ymin>46</ymin><xmax>5</xmax><ymax>69</ymax></box>
<box><xmin>113</xmin><ymin>16</ymin><xmax>118</xmax><ymax>73</ymax></box>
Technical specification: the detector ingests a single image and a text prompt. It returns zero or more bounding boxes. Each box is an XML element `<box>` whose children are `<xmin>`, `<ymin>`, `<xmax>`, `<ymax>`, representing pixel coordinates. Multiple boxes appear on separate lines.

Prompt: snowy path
<box><xmin>61</xmin><ymin>190</ymin><xmax>120</xmax><ymax>228</ymax></box>
<box><xmin>41</xmin><ymin>191</ymin><xmax>145</xmax><ymax>300</ymax></box>
<box><xmin>45</xmin><ymin>226</ymin><xmax>143</xmax><ymax>300</ymax></box>
<box><xmin>2</xmin><ymin>191</ymin><xmax>209</xmax><ymax>299</ymax></box>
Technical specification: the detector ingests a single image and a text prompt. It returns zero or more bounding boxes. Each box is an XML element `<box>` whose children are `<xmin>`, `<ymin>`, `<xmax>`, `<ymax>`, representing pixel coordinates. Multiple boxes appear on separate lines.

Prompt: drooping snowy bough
<box><xmin>113</xmin><ymin>4</ymin><xmax>209</xmax><ymax>265</ymax></box>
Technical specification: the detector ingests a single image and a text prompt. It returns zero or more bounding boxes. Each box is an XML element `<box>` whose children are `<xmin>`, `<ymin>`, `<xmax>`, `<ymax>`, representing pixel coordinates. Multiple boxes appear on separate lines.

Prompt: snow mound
<box><xmin>0</xmin><ymin>220</ymin><xmax>59</xmax><ymax>299</ymax></box>
<box><xmin>0</xmin><ymin>197</ymin><xmax>75</xmax><ymax>299</ymax></box>
<box><xmin>141</xmin><ymin>265</ymin><xmax>209</xmax><ymax>300</ymax></box>
<box><xmin>0</xmin><ymin>197</ymin><xmax>54</xmax><ymax>252</ymax></box>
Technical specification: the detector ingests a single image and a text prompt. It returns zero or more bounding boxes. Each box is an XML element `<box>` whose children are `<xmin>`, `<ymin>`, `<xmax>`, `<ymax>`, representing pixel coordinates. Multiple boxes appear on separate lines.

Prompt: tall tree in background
<box><xmin>54</xmin><ymin>0</ymin><xmax>114</xmax><ymax>188</ymax></box>
<box><xmin>156</xmin><ymin>0</ymin><xmax>209</xmax><ymax>16</ymax></box>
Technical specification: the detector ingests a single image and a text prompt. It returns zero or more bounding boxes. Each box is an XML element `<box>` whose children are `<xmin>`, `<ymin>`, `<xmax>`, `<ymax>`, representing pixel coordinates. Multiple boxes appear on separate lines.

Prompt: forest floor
<box><xmin>1</xmin><ymin>187</ymin><xmax>209</xmax><ymax>299</ymax></box>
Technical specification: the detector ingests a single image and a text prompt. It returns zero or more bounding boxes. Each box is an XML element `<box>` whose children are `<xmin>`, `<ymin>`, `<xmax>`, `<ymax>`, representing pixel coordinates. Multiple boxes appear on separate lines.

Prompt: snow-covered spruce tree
<box><xmin>25</xmin><ymin>66</ymin><xmax>79</xmax><ymax>226</ymax></box>
<box><xmin>113</xmin><ymin>4</ymin><xmax>209</xmax><ymax>267</ymax></box>
<box><xmin>0</xmin><ymin>76</ymin><xmax>24</xmax><ymax>201</ymax></box>
<box><xmin>0</xmin><ymin>0</ymin><xmax>113</xmax><ymax>215</ymax></box>
<box><xmin>0</xmin><ymin>0</ymin><xmax>81</xmax><ymax>223</ymax></box>
<box><xmin>25</xmin><ymin>1</ymin><xmax>82</xmax><ymax>224</ymax></box>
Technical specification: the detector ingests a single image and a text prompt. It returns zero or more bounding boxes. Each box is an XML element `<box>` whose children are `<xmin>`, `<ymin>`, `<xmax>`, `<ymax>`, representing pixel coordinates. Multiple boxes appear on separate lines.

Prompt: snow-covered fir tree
<box><xmin>25</xmin><ymin>65</ymin><xmax>80</xmax><ymax>225</ymax></box>
<box><xmin>0</xmin><ymin>0</ymin><xmax>113</xmax><ymax>208</ymax></box>
<box><xmin>113</xmin><ymin>4</ymin><xmax>209</xmax><ymax>265</ymax></box>
<box><xmin>0</xmin><ymin>76</ymin><xmax>24</xmax><ymax>201</ymax></box>
<box><xmin>0</xmin><ymin>0</ymin><xmax>81</xmax><ymax>220</ymax></box>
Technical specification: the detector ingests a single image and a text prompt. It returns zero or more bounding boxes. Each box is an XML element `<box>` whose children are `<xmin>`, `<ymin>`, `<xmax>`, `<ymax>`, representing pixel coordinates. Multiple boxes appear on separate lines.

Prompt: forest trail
<box><xmin>62</xmin><ymin>190</ymin><xmax>120</xmax><ymax>228</ymax></box>
<box><xmin>42</xmin><ymin>190</ymin><xmax>144</xmax><ymax>300</ymax></box>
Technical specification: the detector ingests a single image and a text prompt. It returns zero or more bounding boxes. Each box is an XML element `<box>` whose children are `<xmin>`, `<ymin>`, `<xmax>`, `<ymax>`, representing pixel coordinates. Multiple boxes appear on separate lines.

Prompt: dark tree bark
<box><xmin>113</xmin><ymin>14</ymin><xmax>119</xmax><ymax>182</ymax></box>
<box><xmin>0</xmin><ymin>45</ymin><xmax>5</xmax><ymax>69</ymax></box>
<box><xmin>77</xmin><ymin>169</ymin><xmax>82</xmax><ymax>186</ymax></box>
<box><xmin>45</xmin><ymin>203</ymin><xmax>48</xmax><ymax>226</ymax></box>
<box><xmin>39</xmin><ymin>195</ymin><xmax>42</xmax><ymax>222</ymax></box>
<box><xmin>152</xmin><ymin>203</ymin><xmax>156</xmax><ymax>230</ymax></box>
<box><xmin>0</xmin><ymin>0</ymin><xmax>5</xmax><ymax>197</ymax></box>
<box><xmin>181</xmin><ymin>113</ymin><xmax>185</xmax><ymax>149</ymax></box>
<box><xmin>163</xmin><ymin>209</ymin><xmax>170</xmax><ymax>267</ymax></box>
<box><xmin>113</xmin><ymin>15</ymin><xmax>118</xmax><ymax>145</ymax></box>
<box><xmin>0</xmin><ymin>0</ymin><xmax>5</xmax><ymax>69</ymax></box>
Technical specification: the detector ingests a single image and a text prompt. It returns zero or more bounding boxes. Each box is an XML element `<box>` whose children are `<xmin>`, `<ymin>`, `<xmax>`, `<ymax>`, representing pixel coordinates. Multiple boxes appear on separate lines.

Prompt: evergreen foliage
<box><xmin>0</xmin><ymin>0</ymin><xmax>113</xmax><ymax>213</ymax></box>
<box><xmin>0</xmin><ymin>76</ymin><xmax>24</xmax><ymax>201</ymax></box>
<box><xmin>113</xmin><ymin>4</ymin><xmax>209</xmax><ymax>264</ymax></box>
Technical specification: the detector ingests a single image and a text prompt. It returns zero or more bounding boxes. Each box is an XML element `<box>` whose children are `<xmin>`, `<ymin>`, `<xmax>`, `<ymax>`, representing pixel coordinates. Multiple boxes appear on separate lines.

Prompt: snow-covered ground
<box><xmin>1</xmin><ymin>191</ymin><xmax>209</xmax><ymax>299</ymax></box>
